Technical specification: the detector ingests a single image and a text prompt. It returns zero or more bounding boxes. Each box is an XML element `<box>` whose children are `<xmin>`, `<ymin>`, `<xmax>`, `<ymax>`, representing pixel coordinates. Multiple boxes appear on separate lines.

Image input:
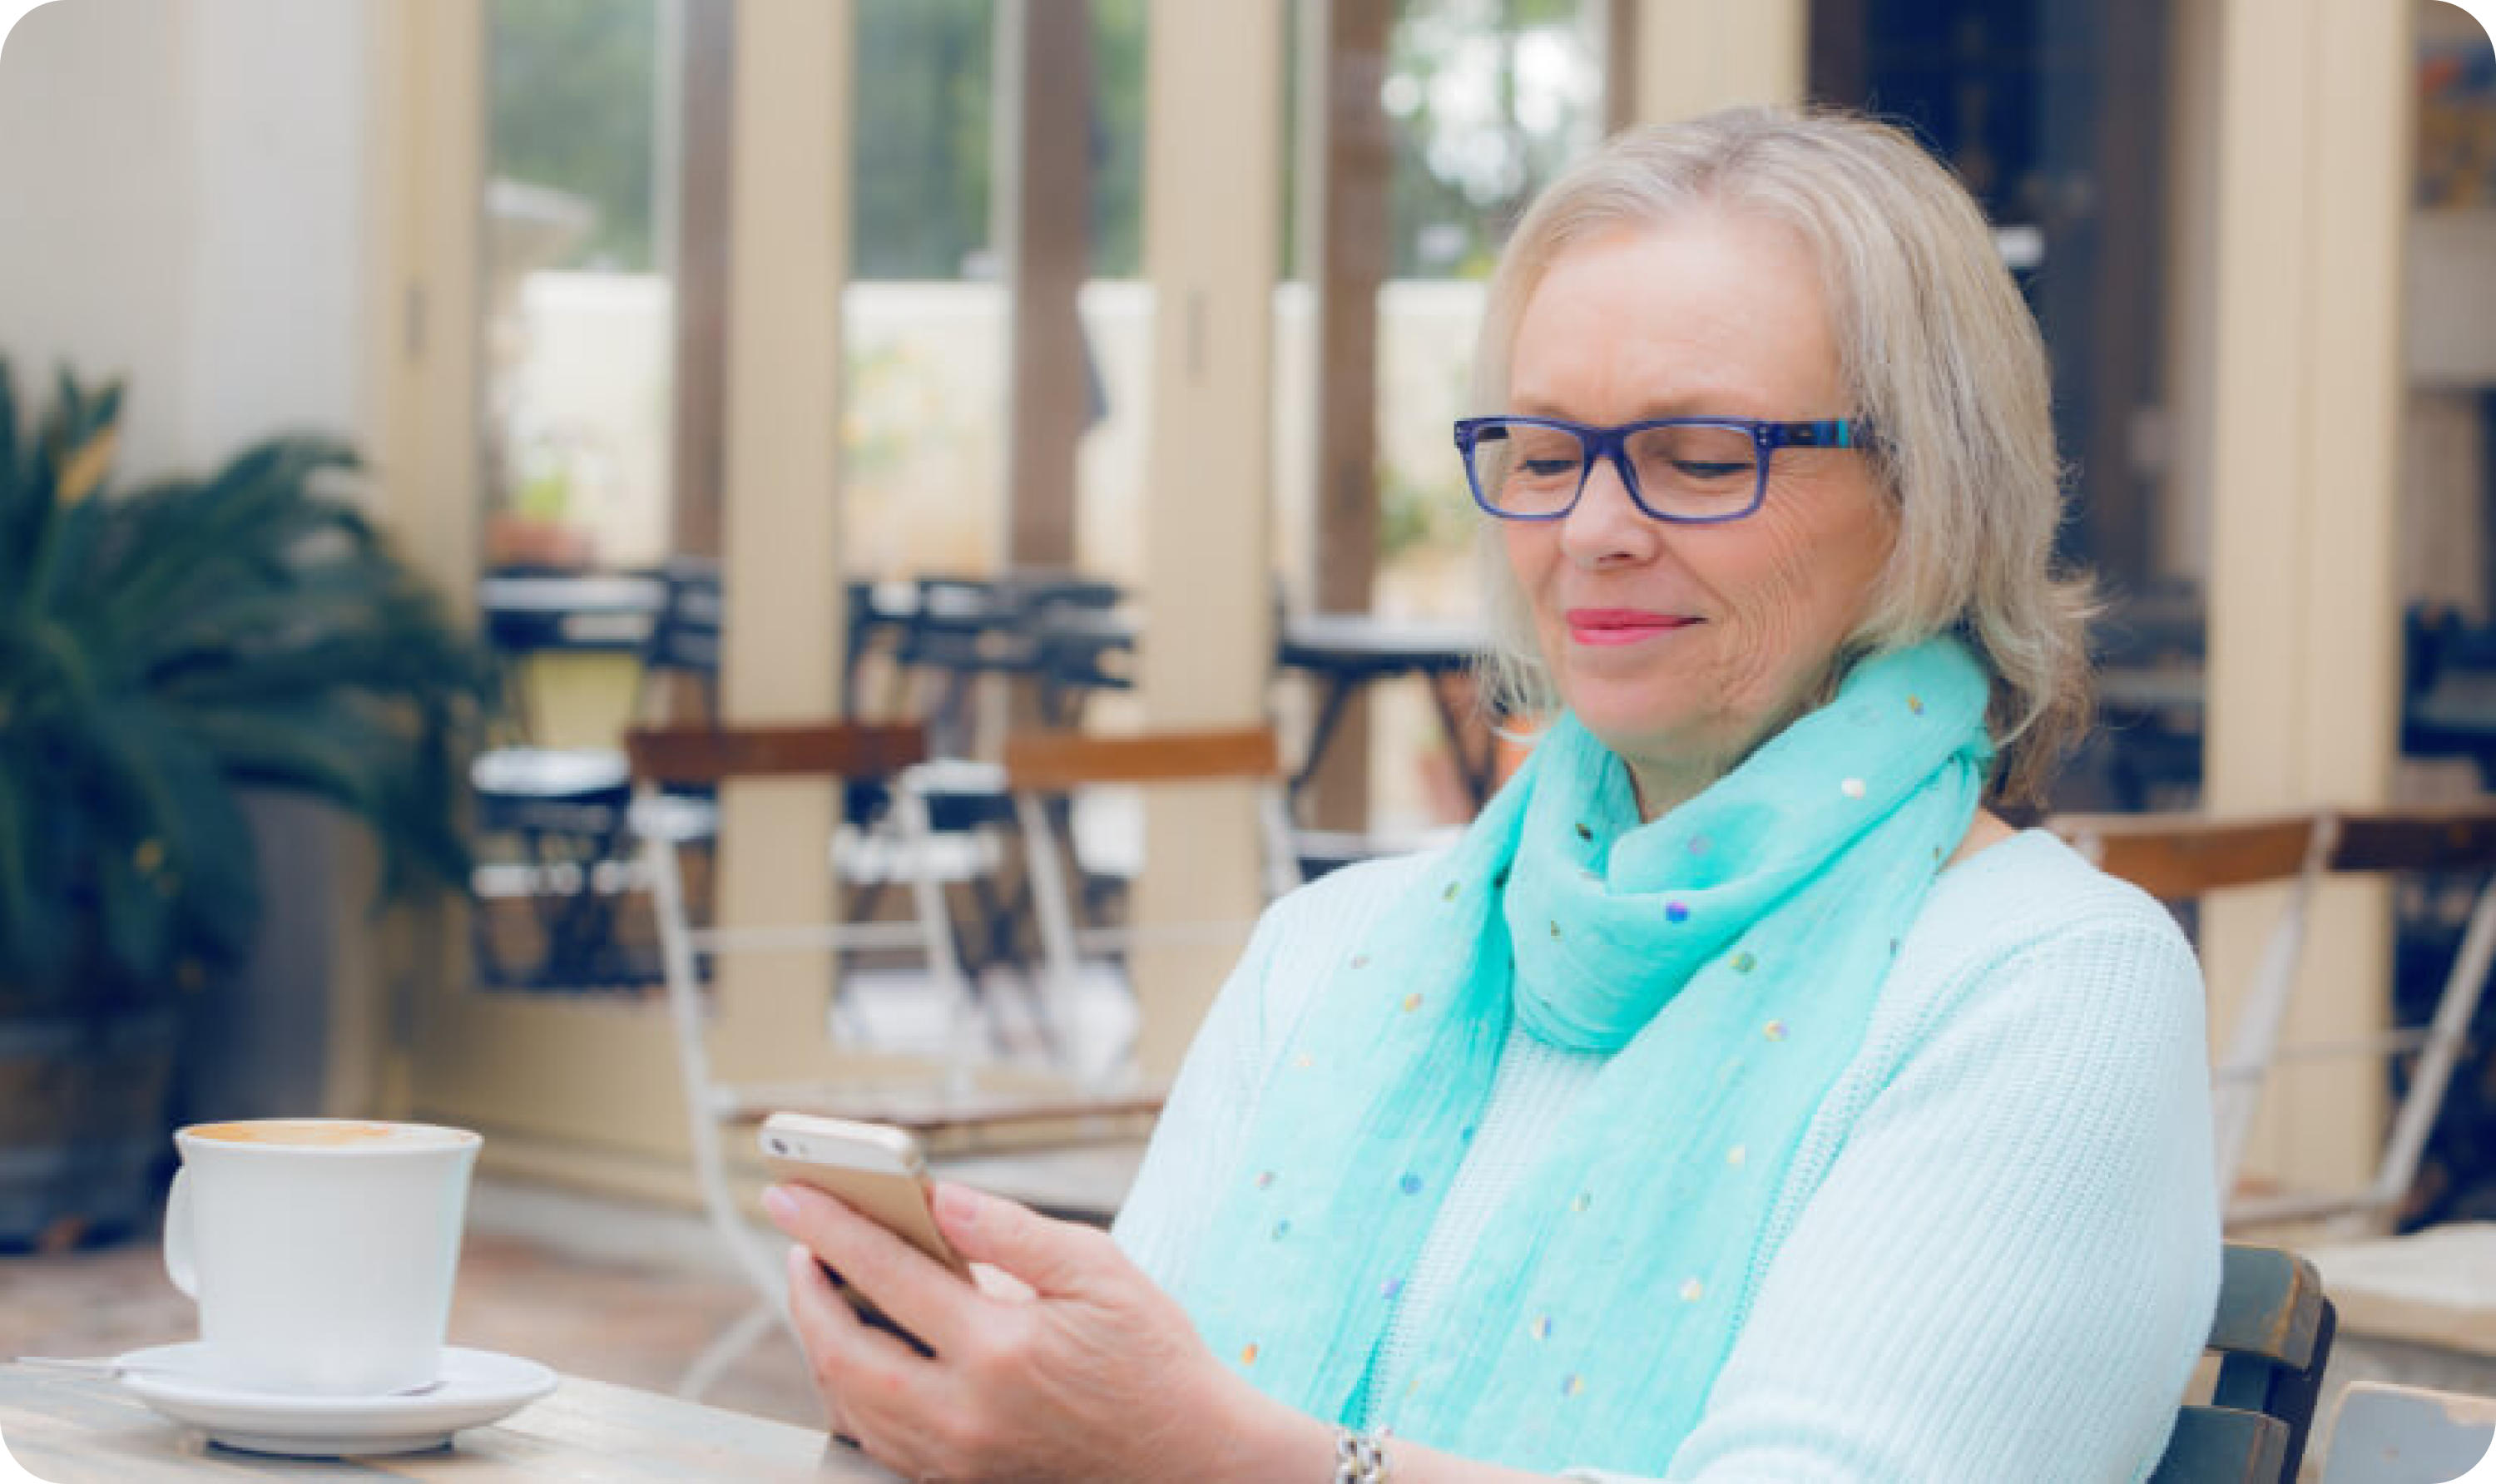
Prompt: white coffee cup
<box><xmin>163</xmin><ymin>1118</ymin><xmax>481</xmax><ymax>1397</ymax></box>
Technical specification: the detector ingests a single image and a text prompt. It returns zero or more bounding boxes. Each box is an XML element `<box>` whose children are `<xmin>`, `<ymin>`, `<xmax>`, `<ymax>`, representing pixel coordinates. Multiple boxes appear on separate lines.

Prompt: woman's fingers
<box><xmin>779</xmin><ymin>1178</ymin><xmax>1260</xmax><ymax>1481</ymax></box>
<box><xmin>766</xmin><ymin>1181</ymin><xmax>978</xmax><ymax>1358</ymax></box>
<box><xmin>929</xmin><ymin>1181</ymin><xmax>1112</xmax><ymax>1299</ymax></box>
<box><xmin>968</xmin><ymin>1260</ymin><xmax>1037</xmax><ymax>1303</ymax></box>
<box><xmin>781</xmin><ymin>1243</ymin><xmax>942</xmax><ymax>1462</ymax></box>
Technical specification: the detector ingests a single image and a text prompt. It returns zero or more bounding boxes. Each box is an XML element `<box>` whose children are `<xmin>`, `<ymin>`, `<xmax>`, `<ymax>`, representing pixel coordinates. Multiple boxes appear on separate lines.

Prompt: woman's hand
<box><xmin>764</xmin><ymin>1179</ymin><xmax>1315</xmax><ymax>1482</ymax></box>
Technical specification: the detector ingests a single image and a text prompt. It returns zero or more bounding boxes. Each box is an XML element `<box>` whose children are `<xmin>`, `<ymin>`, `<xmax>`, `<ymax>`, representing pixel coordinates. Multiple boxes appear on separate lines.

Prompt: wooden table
<box><xmin>2307</xmin><ymin>1224</ymin><xmax>2496</xmax><ymax>1383</ymax></box>
<box><xmin>2300</xmin><ymin>1224</ymin><xmax>2496</xmax><ymax>1471</ymax></box>
<box><xmin>0</xmin><ymin>1363</ymin><xmax>896</xmax><ymax>1482</ymax></box>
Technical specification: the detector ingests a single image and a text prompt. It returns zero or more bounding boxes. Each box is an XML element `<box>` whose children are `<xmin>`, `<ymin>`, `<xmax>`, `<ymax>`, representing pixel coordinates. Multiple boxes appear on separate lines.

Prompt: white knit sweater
<box><xmin>1113</xmin><ymin>829</ymin><xmax>2221</xmax><ymax>1482</ymax></box>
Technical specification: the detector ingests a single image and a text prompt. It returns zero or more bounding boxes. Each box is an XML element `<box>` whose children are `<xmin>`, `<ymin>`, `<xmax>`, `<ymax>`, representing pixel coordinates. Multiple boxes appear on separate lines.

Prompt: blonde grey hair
<box><xmin>1469</xmin><ymin>105</ymin><xmax>2093</xmax><ymax>806</ymax></box>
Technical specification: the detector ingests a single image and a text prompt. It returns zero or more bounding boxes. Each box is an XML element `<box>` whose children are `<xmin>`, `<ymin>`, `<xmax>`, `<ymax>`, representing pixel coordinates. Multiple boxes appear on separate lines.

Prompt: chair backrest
<box><xmin>2152</xmin><ymin>1242</ymin><xmax>2337</xmax><ymax>1484</ymax></box>
<box><xmin>1002</xmin><ymin>725</ymin><xmax>1281</xmax><ymax>789</ymax></box>
<box><xmin>1001</xmin><ymin>724</ymin><xmax>1302</xmax><ymax>903</ymax></box>
<box><xmin>2053</xmin><ymin>812</ymin><xmax>2327</xmax><ymax>900</ymax></box>
<box><xmin>619</xmin><ymin>719</ymin><xmax>942</xmax><ymax>1310</ymax></box>
<box><xmin>998</xmin><ymin>725</ymin><xmax>1300</xmax><ymax>1089</ymax></box>
<box><xmin>624</xmin><ymin>720</ymin><xmax>928</xmax><ymax>789</ymax></box>
<box><xmin>2049</xmin><ymin>804</ymin><xmax>2496</xmax><ymax>1231</ymax></box>
<box><xmin>630</xmin><ymin>557</ymin><xmax>724</xmax><ymax>725</ymax></box>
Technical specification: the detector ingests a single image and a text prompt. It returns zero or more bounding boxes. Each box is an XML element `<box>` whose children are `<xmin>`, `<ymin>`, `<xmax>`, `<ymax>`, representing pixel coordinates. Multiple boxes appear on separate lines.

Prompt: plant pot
<box><xmin>0</xmin><ymin>997</ymin><xmax>181</xmax><ymax>1250</ymax></box>
<box><xmin>484</xmin><ymin>511</ymin><xmax>597</xmax><ymax>571</ymax></box>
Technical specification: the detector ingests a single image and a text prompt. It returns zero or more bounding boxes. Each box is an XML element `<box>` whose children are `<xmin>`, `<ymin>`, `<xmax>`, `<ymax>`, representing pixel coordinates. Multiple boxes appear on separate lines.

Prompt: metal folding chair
<box><xmin>472</xmin><ymin>557</ymin><xmax>720</xmax><ymax>987</ymax></box>
<box><xmin>1002</xmin><ymin>724</ymin><xmax>1303</xmax><ymax>1089</ymax></box>
<box><xmin>624</xmin><ymin>720</ymin><xmax>1166</xmax><ymax>1399</ymax></box>
<box><xmin>2051</xmin><ymin>804</ymin><xmax>2496</xmax><ymax>1231</ymax></box>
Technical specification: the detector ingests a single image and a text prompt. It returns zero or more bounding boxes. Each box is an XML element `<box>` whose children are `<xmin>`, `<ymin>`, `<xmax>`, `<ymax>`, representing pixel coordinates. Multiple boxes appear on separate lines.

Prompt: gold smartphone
<box><xmin>760</xmin><ymin>1112</ymin><xmax>972</xmax><ymax>1353</ymax></box>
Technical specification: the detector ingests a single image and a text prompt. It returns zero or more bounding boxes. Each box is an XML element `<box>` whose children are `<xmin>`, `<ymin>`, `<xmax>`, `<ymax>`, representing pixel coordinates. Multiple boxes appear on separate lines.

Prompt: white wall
<box><xmin>0</xmin><ymin>0</ymin><xmax>376</xmax><ymax>482</ymax></box>
<box><xmin>179</xmin><ymin>0</ymin><xmax>374</xmax><ymax>467</ymax></box>
<box><xmin>0</xmin><ymin>0</ymin><xmax>196</xmax><ymax>478</ymax></box>
<box><xmin>0</xmin><ymin>0</ymin><xmax>390</xmax><ymax>1118</ymax></box>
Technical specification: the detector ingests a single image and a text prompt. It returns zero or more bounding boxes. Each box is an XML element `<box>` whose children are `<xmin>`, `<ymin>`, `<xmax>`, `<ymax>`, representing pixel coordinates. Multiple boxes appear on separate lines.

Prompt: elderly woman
<box><xmin>763</xmin><ymin>106</ymin><xmax>2219</xmax><ymax>1482</ymax></box>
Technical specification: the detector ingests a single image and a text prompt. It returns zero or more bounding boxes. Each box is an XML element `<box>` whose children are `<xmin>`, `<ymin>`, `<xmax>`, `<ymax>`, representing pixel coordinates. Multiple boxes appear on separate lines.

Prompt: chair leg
<box><xmin>893</xmin><ymin>780</ymin><xmax>989</xmax><ymax>1091</ymax></box>
<box><xmin>675</xmin><ymin>1299</ymin><xmax>785</xmax><ymax>1402</ymax></box>
<box><xmin>2276</xmin><ymin>1298</ymin><xmax>2335</xmax><ymax>1483</ymax></box>
<box><xmin>1013</xmin><ymin>792</ymin><xmax>1093</xmax><ymax>1076</ymax></box>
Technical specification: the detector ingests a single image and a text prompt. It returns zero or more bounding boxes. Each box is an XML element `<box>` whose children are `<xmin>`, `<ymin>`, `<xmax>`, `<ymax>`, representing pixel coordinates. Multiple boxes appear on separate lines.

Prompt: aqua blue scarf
<box><xmin>1175</xmin><ymin>640</ymin><xmax>1993</xmax><ymax>1475</ymax></box>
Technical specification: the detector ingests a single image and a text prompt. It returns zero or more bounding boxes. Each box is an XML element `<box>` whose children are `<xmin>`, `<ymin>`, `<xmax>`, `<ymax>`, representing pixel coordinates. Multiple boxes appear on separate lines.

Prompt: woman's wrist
<box><xmin>1191</xmin><ymin>1369</ymin><xmax>1340</xmax><ymax>1484</ymax></box>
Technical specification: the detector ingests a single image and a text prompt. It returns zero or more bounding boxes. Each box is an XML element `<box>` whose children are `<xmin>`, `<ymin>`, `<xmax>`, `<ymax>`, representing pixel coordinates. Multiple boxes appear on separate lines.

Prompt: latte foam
<box><xmin>186</xmin><ymin>1120</ymin><xmax>471</xmax><ymax>1150</ymax></box>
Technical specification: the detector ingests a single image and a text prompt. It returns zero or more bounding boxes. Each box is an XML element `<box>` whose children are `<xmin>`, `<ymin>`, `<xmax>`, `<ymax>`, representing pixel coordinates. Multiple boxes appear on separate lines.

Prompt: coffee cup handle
<box><xmin>162</xmin><ymin>1167</ymin><xmax>196</xmax><ymax>1299</ymax></box>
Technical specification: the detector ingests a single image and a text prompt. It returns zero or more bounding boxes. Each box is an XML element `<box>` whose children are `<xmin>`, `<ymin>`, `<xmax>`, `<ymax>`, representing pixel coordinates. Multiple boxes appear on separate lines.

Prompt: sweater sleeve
<box><xmin>1645</xmin><ymin>906</ymin><xmax>2222</xmax><ymax>1484</ymax></box>
<box><xmin>1108</xmin><ymin>896</ymin><xmax>1284</xmax><ymax>1294</ymax></box>
<box><xmin>1112</xmin><ymin>853</ymin><xmax>1434</xmax><ymax>1296</ymax></box>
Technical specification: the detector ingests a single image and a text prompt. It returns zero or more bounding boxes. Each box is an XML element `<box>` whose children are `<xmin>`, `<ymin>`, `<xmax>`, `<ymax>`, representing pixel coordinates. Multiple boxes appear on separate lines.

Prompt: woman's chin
<box><xmin>1561</xmin><ymin>685</ymin><xmax>1760</xmax><ymax>786</ymax></box>
<box><xmin>1565</xmin><ymin>700</ymin><xmax>1705</xmax><ymax>765</ymax></box>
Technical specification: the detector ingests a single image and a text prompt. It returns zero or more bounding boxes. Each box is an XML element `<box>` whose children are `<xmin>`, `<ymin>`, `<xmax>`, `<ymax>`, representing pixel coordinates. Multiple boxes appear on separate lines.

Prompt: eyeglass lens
<box><xmin>1468</xmin><ymin>421</ymin><xmax>1762</xmax><ymax>518</ymax></box>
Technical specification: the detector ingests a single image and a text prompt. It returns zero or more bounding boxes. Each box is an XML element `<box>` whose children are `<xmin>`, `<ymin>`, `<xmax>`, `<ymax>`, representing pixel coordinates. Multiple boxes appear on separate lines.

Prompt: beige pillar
<box><xmin>708</xmin><ymin>0</ymin><xmax>854</xmax><ymax>1086</ymax></box>
<box><xmin>1129</xmin><ymin>2</ymin><xmax>1285</xmax><ymax>1082</ymax></box>
<box><xmin>1295</xmin><ymin>0</ymin><xmax>1390</xmax><ymax>833</ymax></box>
<box><xmin>1622</xmin><ymin>0</ymin><xmax>1807</xmax><ymax>126</ymax></box>
<box><xmin>668</xmin><ymin>0</ymin><xmax>735</xmax><ymax>564</ymax></box>
<box><xmin>995</xmin><ymin>0</ymin><xmax>1094</xmax><ymax>574</ymax></box>
<box><xmin>370</xmin><ymin>0</ymin><xmax>486</xmax><ymax>1122</ymax></box>
<box><xmin>1601</xmin><ymin>0</ymin><xmax>1641</xmax><ymax>136</ymax></box>
<box><xmin>371</xmin><ymin>0</ymin><xmax>484</xmax><ymax>596</ymax></box>
<box><xmin>2200</xmin><ymin>0</ymin><xmax>2414</xmax><ymax>1202</ymax></box>
<box><xmin>2159</xmin><ymin>0</ymin><xmax>2223</xmax><ymax>581</ymax></box>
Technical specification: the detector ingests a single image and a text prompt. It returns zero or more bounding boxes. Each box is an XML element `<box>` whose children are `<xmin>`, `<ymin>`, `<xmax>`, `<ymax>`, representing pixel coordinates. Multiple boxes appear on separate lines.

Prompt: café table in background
<box><xmin>0</xmin><ymin>1362</ymin><xmax>897</xmax><ymax>1482</ymax></box>
<box><xmin>1275</xmin><ymin>611</ymin><xmax>1493</xmax><ymax>809</ymax></box>
<box><xmin>476</xmin><ymin>572</ymin><xmax>667</xmax><ymax>655</ymax></box>
<box><xmin>473</xmin><ymin>571</ymin><xmax>667</xmax><ymax>750</ymax></box>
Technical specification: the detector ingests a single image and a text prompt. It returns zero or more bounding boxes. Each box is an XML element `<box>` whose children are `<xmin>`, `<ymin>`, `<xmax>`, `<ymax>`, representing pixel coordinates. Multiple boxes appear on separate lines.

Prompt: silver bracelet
<box><xmin>1332</xmin><ymin>1424</ymin><xmax>1392</xmax><ymax>1484</ymax></box>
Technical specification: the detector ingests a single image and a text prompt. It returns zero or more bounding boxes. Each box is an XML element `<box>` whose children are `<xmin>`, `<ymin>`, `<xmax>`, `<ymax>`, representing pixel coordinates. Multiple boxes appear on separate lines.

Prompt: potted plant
<box><xmin>0</xmin><ymin>364</ymin><xmax>493</xmax><ymax>1248</ymax></box>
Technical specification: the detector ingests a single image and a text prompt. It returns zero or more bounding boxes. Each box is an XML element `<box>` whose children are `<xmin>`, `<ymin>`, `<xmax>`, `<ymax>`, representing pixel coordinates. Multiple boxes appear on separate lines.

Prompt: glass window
<box><xmin>481</xmin><ymin>0</ymin><xmax>677</xmax><ymax>578</ymax></box>
<box><xmin>1811</xmin><ymin>0</ymin><xmax>2192</xmax><ymax>814</ymax></box>
<box><xmin>1278</xmin><ymin>0</ymin><xmax>1602</xmax><ymax>836</ymax></box>
<box><xmin>472</xmin><ymin>0</ymin><xmax>685</xmax><ymax>996</ymax></box>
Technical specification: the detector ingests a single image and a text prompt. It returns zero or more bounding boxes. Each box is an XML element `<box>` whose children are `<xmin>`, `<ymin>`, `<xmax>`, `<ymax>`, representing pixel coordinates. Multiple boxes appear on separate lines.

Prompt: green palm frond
<box><xmin>0</xmin><ymin>749</ymin><xmax>69</xmax><ymax>992</ymax></box>
<box><xmin>0</xmin><ymin>369</ymin><xmax>32</xmax><ymax>595</ymax></box>
<box><xmin>0</xmin><ymin>364</ymin><xmax>491</xmax><ymax>1003</ymax></box>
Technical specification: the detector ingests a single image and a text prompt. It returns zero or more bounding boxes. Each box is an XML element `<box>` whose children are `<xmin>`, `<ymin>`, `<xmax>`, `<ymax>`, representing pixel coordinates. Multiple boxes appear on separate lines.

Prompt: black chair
<box><xmin>842</xmin><ymin>573</ymin><xmax>1136</xmax><ymax>982</ymax></box>
<box><xmin>2151</xmin><ymin>1242</ymin><xmax>2338</xmax><ymax>1484</ymax></box>
<box><xmin>2082</xmin><ymin>580</ymin><xmax>2208</xmax><ymax>812</ymax></box>
<box><xmin>2400</xmin><ymin>603</ymin><xmax>2496</xmax><ymax>789</ymax></box>
<box><xmin>884</xmin><ymin>572</ymin><xmax>1128</xmax><ymax>750</ymax></box>
<box><xmin>471</xmin><ymin>557</ymin><xmax>721</xmax><ymax>988</ymax></box>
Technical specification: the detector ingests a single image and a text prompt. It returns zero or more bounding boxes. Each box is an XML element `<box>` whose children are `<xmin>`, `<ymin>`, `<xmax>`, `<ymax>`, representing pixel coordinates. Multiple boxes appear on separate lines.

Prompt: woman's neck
<box><xmin>1624</xmin><ymin>754</ymin><xmax>1726</xmax><ymax>822</ymax></box>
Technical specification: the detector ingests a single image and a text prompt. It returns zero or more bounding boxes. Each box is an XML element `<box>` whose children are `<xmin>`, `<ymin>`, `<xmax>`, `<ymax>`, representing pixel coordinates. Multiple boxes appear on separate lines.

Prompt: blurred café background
<box><xmin>2</xmin><ymin>0</ymin><xmax>2494</xmax><ymax>1430</ymax></box>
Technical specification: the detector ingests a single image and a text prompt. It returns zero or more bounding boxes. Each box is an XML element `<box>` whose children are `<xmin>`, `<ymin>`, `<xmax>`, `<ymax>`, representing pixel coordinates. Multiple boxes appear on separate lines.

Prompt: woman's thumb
<box><xmin>933</xmin><ymin>1182</ymin><xmax>1098</xmax><ymax>1297</ymax></box>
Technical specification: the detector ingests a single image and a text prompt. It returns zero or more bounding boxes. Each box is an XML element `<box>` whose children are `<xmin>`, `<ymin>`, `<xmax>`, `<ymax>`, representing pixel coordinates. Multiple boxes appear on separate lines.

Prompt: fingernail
<box><xmin>934</xmin><ymin>1182</ymin><xmax>978</xmax><ymax>1227</ymax></box>
<box><xmin>762</xmin><ymin>1185</ymin><xmax>800</xmax><ymax>1224</ymax></box>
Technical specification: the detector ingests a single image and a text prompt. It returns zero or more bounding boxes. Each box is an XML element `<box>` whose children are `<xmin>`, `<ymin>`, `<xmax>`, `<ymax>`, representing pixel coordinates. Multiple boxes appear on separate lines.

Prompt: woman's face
<box><xmin>1500</xmin><ymin>210</ymin><xmax>1896</xmax><ymax>807</ymax></box>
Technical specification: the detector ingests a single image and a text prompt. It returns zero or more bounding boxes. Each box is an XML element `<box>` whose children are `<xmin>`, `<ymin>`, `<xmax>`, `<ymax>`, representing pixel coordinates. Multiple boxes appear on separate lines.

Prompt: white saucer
<box><xmin>116</xmin><ymin>1343</ymin><xmax>557</xmax><ymax>1457</ymax></box>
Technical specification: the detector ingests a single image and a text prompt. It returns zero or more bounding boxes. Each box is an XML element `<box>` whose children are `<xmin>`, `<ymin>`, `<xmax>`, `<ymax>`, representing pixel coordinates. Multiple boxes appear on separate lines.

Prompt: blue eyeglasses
<box><xmin>1453</xmin><ymin>414</ymin><xmax>1876</xmax><ymax>524</ymax></box>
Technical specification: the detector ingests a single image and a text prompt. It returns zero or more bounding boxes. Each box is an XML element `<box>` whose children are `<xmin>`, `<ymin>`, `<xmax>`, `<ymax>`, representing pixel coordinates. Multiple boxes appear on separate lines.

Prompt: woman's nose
<box><xmin>1558</xmin><ymin>455</ymin><xmax>1662</xmax><ymax>567</ymax></box>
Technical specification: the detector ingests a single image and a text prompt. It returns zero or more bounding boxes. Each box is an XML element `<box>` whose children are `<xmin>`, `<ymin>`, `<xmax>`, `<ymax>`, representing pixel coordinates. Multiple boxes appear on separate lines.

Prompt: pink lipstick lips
<box><xmin>1564</xmin><ymin>608</ymin><xmax>1698</xmax><ymax>647</ymax></box>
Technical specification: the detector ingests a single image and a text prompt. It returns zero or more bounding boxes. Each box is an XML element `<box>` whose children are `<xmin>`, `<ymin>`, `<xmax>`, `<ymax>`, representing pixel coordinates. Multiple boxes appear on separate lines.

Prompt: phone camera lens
<box><xmin>770</xmin><ymin>1138</ymin><xmax>786</xmax><ymax>1153</ymax></box>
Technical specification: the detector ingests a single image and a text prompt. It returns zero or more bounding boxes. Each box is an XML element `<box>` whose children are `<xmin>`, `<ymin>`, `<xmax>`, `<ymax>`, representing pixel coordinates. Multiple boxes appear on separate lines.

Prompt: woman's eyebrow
<box><xmin>1504</xmin><ymin>393</ymin><xmax>1745</xmax><ymax>421</ymax></box>
<box><xmin>1505</xmin><ymin>393</ymin><xmax>1570</xmax><ymax>418</ymax></box>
